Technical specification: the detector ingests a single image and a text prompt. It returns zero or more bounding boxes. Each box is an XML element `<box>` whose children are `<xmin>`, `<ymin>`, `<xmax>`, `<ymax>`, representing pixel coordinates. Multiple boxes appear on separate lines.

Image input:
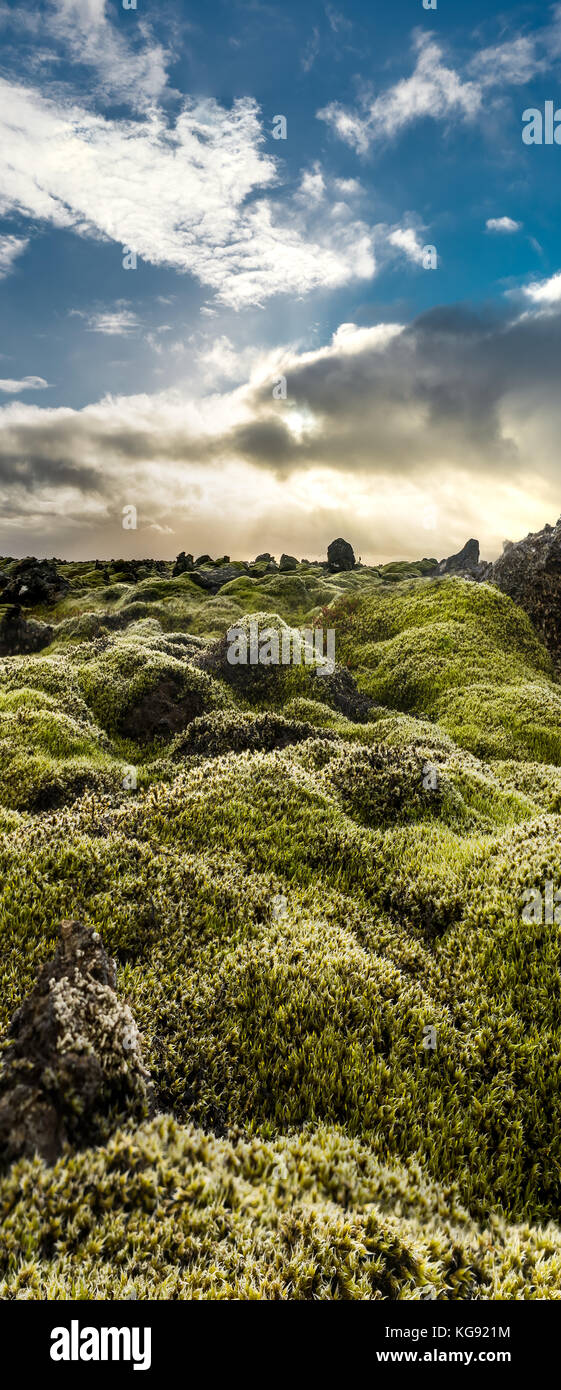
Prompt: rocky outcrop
<box><xmin>189</xmin><ymin>563</ymin><xmax>246</xmax><ymax>593</ymax></box>
<box><xmin>437</xmin><ymin>539</ymin><xmax>491</xmax><ymax>582</ymax></box>
<box><xmin>327</xmin><ymin>538</ymin><xmax>355</xmax><ymax>573</ymax></box>
<box><xmin>438</xmin><ymin>539</ymin><xmax>480</xmax><ymax>574</ymax></box>
<box><xmin>0</xmin><ymin>920</ymin><xmax>152</xmax><ymax>1167</ymax></box>
<box><xmin>490</xmin><ymin>517</ymin><xmax>561</xmax><ymax>663</ymax></box>
<box><xmin>279</xmin><ymin>553</ymin><xmax>298</xmax><ymax>571</ymax></box>
<box><xmin>2</xmin><ymin>557</ymin><xmax>69</xmax><ymax>606</ymax></box>
<box><xmin>0</xmin><ymin>604</ymin><xmax>53</xmax><ymax>655</ymax></box>
<box><xmin>172</xmin><ymin>551</ymin><xmax>195</xmax><ymax>576</ymax></box>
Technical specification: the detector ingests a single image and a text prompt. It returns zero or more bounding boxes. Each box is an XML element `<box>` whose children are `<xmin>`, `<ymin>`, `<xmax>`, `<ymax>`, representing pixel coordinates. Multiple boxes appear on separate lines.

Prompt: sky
<box><xmin>1</xmin><ymin>0</ymin><xmax>561</xmax><ymax>562</ymax></box>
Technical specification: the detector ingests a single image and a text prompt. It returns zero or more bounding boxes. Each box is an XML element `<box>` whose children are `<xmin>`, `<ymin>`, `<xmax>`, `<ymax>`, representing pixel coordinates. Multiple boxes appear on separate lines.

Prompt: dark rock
<box><xmin>0</xmin><ymin>604</ymin><xmax>53</xmax><ymax>655</ymax></box>
<box><xmin>214</xmin><ymin>555</ymin><xmax>230</xmax><ymax>566</ymax></box>
<box><xmin>189</xmin><ymin>564</ymin><xmax>245</xmax><ymax>594</ymax></box>
<box><xmin>172</xmin><ymin>551</ymin><xmax>194</xmax><ymax>576</ymax></box>
<box><xmin>490</xmin><ymin>517</ymin><xmax>561</xmax><ymax>662</ymax></box>
<box><xmin>255</xmin><ymin>553</ymin><xmax>273</xmax><ymax>563</ymax></box>
<box><xmin>0</xmin><ymin>920</ymin><xmax>152</xmax><ymax>1167</ymax></box>
<box><xmin>438</xmin><ymin>539</ymin><xmax>480</xmax><ymax>575</ymax></box>
<box><xmin>2</xmin><ymin>557</ymin><xmax>69</xmax><ymax>606</ymax></box>
<box><xmin>472</xmin><ymin>560</ymin><xmax>493</xmax><ymax>582</ymax></box>
<box><xmin>120</xmin><ymin>677</ymin><xmax>208</xmax><ymax>741</ymax></box>
<box><xmin>327</xmin><ymin>538</ymin><xmax>355</xmax><ymax>573</ymax></box>
<box><xmin>279</xmin><ymin>553</ymin><xmax>298</xmax><ymax>572</ymax></box>
<box><xmin>195</xmin><ymin>554</ymin><xmax>213</xmax><ymax>566</ymax></box>
<box><xmin>108</xmin><ymin>559</ymin><xmax>168</xmax><ymax>583</ymax></box>
<box><xmin>312</xmin><ymin>664</ymin><xmax>376</xmax><ymax>723</ymax></box>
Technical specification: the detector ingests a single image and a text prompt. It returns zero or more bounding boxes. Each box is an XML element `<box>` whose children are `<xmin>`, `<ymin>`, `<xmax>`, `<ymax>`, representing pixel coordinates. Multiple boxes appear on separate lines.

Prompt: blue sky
<box><xmin>1</xmin><ymin>0</ymin><xmax>561</xmax><ymax>560</ymax></box>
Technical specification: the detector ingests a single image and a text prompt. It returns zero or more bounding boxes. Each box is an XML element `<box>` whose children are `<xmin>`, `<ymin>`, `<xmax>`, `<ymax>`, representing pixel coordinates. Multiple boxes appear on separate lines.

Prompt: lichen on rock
<box><xmin>0</xmin><ymin>920</ymin><xmax>153</xmax><ymax>1167</ymax></box>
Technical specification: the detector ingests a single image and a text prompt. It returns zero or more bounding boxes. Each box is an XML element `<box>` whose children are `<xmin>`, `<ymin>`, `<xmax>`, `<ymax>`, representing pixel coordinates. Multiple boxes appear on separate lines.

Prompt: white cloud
<box><xmin>486</xmin><ymin>217</ymin><xmax>522</xmax><ymax>233</ymax></box>
<box><xmin>0</xmin><ymin>234</ymin><xmax>28</xmax><ymax>278</ymax></box>
<box><xmin>388</xmin><ymin>226</ymin><xmax>427</xmax><ymax>265</ymax></box>
<box><xmin>469</xmin><ymin>35</ymin><xmax>543</xmax><ymax>87</ymax></box>
<box><xmin>297</xmin><ymin>166</ymin><xmax>326</xmax><ymax>203</ymax></box>
<box><xmin>75</xmin><ymin>305</ymin><xmax>142</xmax><ymax>336</ymax></box>
<box><xmin>0</xmin><ymin>375</ymin><xmax>49</xmax><ymax>393</ymax></box>
<box><xmin>521</xmin><ymin>272</ymin><xmax>561</xmax><ymax>306</ymax></box>
<box><xmin>197</xmin><ymin>335</ymin><xmax>262</xmax><ymax>384</ymax></box>
<box><xmin>318</xmin><ymin>35</ymin><xmax>481</xmax><ymax>152</ymax></box>
<box><xmin>301</xmin><ymin>27</ymin><xmax>320</xmax><ymax>73</ymax></box>
<box><xmin>0</xmin><ymin>0</ymin><xmax>170</xmax><ymax>112</ymax></box>
<box><xmin>0</xmin><ymin>82</ymin><xmax>375</xmax><ymax>309</ymax></box>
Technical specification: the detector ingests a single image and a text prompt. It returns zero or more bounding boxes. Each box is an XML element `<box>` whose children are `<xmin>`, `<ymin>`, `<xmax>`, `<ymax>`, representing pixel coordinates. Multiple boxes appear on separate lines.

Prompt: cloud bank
<box><xmin>2</xmin><ymin>292</ymin><xmax>561</xmax><ymax>561</ymax></box>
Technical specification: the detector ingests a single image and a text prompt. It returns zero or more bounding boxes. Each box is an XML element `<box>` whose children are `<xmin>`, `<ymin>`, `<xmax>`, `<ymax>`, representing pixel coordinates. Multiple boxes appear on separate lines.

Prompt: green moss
<box><xmin>2</xmin><ymin>560</ymin><xmax>561</xmax><ymax>1295</ymax></box>
<box><xmin>77</xmin><ymin>628</ymin><xmax>231</xmax><ymax>739</ymax></box>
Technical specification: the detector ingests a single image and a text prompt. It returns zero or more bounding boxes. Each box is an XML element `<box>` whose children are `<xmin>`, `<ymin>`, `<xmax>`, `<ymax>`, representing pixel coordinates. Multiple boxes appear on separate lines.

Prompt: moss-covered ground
<box><xmin>1</xmin><ymin>557</ymin><xmax>561</xmax><ymax>1298</ymax></box>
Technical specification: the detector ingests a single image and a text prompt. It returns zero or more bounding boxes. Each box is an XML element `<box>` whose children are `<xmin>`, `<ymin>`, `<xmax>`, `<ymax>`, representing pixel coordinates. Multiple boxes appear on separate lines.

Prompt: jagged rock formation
<box><xmin>279</xmin><ymin>553</ymin><xmax>298</xmax><ymax>571</ymax></box>
<box><xmin>327</xmin><ymin>538</ymin><xmax>355</xmax><ymax>572</ymax></box>
<box><xmin>0</xmin><ymin>920</ymin><xmax>152</xmax><ymax>1166</ymax></box>
<box><xmin>172</xmin><ymin>551</ymin><xmax>195</xmax><ymax>576</ymax></box>
<box><xmin>0</xmin><ymin>604</ymin><xmax>53</xmax><ymax>655</ymax></box>
<box><xmin>438</xmin><ymin>538</ymin><xmax>480</xmax><ymax>574</ymax></box>
<box><xmin>437</xmin><ymin>538</ymin><xmax>492</xmax><ymax>582</ymax></box>
<box><xmin>2</xmin><ymin>557</ymin><xmax>69</xmax><ymax>605</ymax></box>
<box><xmin>490</xmin><ymin>517</ymin><xmax>561</xmax><ymax>663</ymax></box>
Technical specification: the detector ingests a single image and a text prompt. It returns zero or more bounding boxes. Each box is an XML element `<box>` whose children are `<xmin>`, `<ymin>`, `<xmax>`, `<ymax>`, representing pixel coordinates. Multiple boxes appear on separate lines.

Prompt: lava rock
<box><xmin>172</xmin><ymin>551</ymin><xmax>195</xmax><ymax>576</ymax></box>
<box><xmin>279</xmin><ymin>553</ymin><xmax>298</xmax><ymax>571</ymax></box>
<box><xmin>0</xmin><ymin>604</ymin><xmax>53</xmax><ymax>655</ymax></box>
<box><xmin>0</xmin><ymin>920</ymin><xmax>153</xmax><ymax>1167</ymax></box>
<box><xmin>189</xmin><ymin>564</ymin><xmax>245</xmax><ymax>593</ymax></box>
<box><xmin>327</xmin><ymin>538</ymin><xmax>355</xmax><ymax>573</ymax></box>
<box><xmin>2</xmin><ymin>557</ymin><xmax>69</xmax><ymax>606</ymax></box>
<box><xmin>438</xmin><ymin>539</ymin><xmax>480</xmax><ymax>575</ymax></box>
<box><xmin>490</xmin><ymin>516</ymin><xmax>561</xmax><ymax>663</ymax></box>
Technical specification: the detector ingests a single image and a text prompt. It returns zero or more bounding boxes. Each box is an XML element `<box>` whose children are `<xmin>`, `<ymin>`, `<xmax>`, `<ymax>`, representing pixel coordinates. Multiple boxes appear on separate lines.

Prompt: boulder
<box><xmin>490</xmin><ymin>516</ymin><xmax>561</xmax><ymax>663</ymax></box>
<box><xmin>0</xmin><ymin>604</ymin><xmax>53</xmax><ymax>655</ymax></box>
<box><xmin>0</xmin><ymin>920</ymin><xmax>152</xmax><ymax>1167</ymax></box>
<box><xmin>327</xmin><ymin>538</ymin><xmax>355</xmax><ymax>573</ymax></box>
<box><xmin>279</xmin><ymin>553</ymin><xmax>298</xmax><ymax>572</ymax></box>
<box><xmin>189</xmin><ymin>563</ymin><xmax>246</xmax><ymax>594</ymax></box>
